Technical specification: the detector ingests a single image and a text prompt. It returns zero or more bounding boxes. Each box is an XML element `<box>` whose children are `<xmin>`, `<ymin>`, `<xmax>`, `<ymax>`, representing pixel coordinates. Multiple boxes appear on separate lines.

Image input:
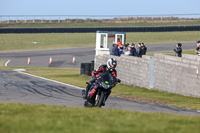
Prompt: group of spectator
<box><xmin>109</xmin><ymin>39</ymin><xmax>147</xmax><ymax>58</ymax></box>
<box><xmin>173</xmin><ymin>40</ymin><xmax>200</xmax><ymax>57</ymax></box>
<box><xmin>110</xmin><ymin>39</ymin><xmax>200</xmax><ymax>58</ymax></box>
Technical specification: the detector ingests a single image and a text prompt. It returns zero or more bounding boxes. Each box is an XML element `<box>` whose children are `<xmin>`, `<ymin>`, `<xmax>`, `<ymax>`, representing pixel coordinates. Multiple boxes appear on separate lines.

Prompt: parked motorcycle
<box><xmin>82</xmin><ymin>72</ymin><xmax>120</xmax><ymax>107</ymax></box>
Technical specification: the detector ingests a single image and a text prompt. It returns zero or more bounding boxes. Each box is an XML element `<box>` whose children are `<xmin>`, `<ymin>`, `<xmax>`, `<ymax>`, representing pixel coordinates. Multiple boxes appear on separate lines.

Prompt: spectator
<box><xmin>141</xmin><ymin>43</ymin><xmax>147</xmax><ymax>55</ymax></box>
<box><xmin>131</xmin><ymin>43</ymin><xmax>137</xmax><ymax>56</ymax></box>
<box><xmin>173</xmin><ymin>43</ymin><xmax>182</xmax><ymax>57</ymax></box>
<box><xmin>195</xmin><ymin>40</ymin><xmax>200</xmax><ymax>56</ymax></box>
<box><xmin>109</xmin><ymin>43</ymin><xmax>115</xmax><ymax>55</ymax></box>
<box><xmin>123</xmin><ymin>43</ymin><xmax>129</xmax><ymax>53</ymax></box>
<box><xmin>124</xmin><ymin>46</ymin><xmax>132</xmax><ymax>56</ymax></box>
<box><xmin>117</xmin><ymin>38</ymin><xmax>122</xmax><ymax>48</ymax></box>
<box><xmin>113</xmin><ymin>44</ymin><xmax>119</xmax><ymax>56</ymax></box>
<box><xmin>137</xmin><ymin>43</ymin><xmax>142</xmax><ymax>57</ymax></box>
<box><xmin>119</xmin><ymin>45</ymin><xmax>123</xmax><ymax>56</ymax></box>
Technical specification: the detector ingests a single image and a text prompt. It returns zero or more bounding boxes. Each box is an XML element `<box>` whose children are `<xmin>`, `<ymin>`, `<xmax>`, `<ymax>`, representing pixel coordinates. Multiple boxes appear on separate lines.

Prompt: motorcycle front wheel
<box><xmin>94</xmin><ymin>91</ymin><xmax>105</xmax><ymax>107</ymax></box>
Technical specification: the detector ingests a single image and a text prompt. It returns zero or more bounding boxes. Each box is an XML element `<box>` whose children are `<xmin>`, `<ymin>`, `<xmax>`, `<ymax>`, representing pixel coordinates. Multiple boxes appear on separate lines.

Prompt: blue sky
<box><xmin>0</xmin><ymin>0</ymin><xmax>199</xmax><ymax>15</ymax></box>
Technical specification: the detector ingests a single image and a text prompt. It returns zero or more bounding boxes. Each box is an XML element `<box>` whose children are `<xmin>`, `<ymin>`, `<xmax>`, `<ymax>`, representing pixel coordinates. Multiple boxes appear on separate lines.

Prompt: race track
<box><xmin>0</xmin><ymin>69</ymin><xmax>199</xmax><ymax>115</ymax></box>
<box><xmin>0</xmin><ymin>42</ymin><xmax>196</xmax><ymax>68</ymax></box>
<box><xmin>0</xmin><ymin>42</ymin><xmax>199</xmax><ymax>115</ymax></box>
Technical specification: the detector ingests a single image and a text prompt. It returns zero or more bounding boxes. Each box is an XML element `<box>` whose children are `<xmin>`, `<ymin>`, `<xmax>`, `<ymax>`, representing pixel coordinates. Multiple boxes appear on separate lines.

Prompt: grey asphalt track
<box><xmin>0</xmin><ymin>42</ymin><xmax>196</xmax><ymax>68</ymax></box>
<box><xmin>0</xmin><ymin>69</ymin><xmax>199</xmax><ymax>116</ymax></box>
<box><xmin>0</xmin><ymin>42</ymin><xmax>199</xmax><ymax>115</ymax></box>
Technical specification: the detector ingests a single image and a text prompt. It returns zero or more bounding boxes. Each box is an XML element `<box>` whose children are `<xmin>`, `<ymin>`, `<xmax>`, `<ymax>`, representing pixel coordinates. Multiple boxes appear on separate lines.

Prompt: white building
<box><xmin>95</xmin><ymin>31</ymin><xmax>126</xmax><ymax>56</ymax></box>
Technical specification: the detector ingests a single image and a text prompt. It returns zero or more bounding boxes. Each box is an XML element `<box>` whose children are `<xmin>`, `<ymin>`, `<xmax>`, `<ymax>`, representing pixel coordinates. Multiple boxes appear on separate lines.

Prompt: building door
<box><xmin>100</xmin><ymin>34</ymin><xmax>107</xmax><ymax>48</ymax></box>
<box><xmin>115</xmin><ymin>34</ymin><xmax>125</xmax><ymax>44</ymax></box>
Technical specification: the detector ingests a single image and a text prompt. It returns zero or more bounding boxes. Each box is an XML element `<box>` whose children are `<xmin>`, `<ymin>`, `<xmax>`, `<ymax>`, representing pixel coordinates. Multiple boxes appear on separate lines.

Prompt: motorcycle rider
<box><xmin>83</xmin><ymin>58</ymin><xmax>120</xmax><ymax>105</ymax></box>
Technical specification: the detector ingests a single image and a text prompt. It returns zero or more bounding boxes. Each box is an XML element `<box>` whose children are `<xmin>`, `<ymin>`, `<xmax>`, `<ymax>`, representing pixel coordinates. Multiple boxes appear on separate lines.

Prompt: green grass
<box><xmin>1</xmin><ymin>21</ymin><xmax>200</xmax><ymax>27</ymax></box>
<box><xmin>147</xmin><ymin>49</ymin><xmax>197</xmax><ymax>56</ymax></box>
<box><xmin>0</xmin><ymin>103</ymin><xmax>199</xmax><ymax>133</ymax></box>
<box><xmin>0</xmin><ymin>31</ymin><xmax>200</xmax><ymax>52</ymax></box>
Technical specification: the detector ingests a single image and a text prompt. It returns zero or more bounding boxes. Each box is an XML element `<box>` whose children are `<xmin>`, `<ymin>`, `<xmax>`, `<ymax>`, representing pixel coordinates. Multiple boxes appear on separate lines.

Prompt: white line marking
<box><xmin>16</xmin><ymin>70</ymin><xmax>84</xmax><ymax>90</ymax></box>
<box><xmin>5</xmin><ymin>60</ymin><xmax>11</xmax><ymax>67</ymax></box>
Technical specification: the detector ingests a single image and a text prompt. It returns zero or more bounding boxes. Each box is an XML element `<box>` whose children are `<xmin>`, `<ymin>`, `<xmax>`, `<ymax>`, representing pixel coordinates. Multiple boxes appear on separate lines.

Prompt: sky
<box><xmin>0</xmin><ymin>0</ymin><xmax>200</xmax><ymax>16</ymax></box>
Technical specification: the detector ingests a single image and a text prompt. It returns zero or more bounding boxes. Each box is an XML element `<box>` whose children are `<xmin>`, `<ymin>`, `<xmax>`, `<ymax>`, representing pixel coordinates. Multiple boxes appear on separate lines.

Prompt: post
<box><xmin>58</xmin><ymin>16</ymin><xmax>60</xmax><ymax>23</ymax></box>
<box><xmin>67</xmin><ymin>16</ymin><xmax>69</xmax><ymax>23</ymax></box>
<box><xmin>33</xmin><ymin>16</ymin><xmax>35</xmax><ymax>23</ymax></box>
<box><xmin>149</xmin><ymin>57</ymin><xmax>154</xmax><ymax>89</ymax></box>
<box><xmin>42</xmin><ymin>16</ymin><xmax>43</xmax><ymax>23</ymax></box>
<box><xmin>135</xmin><ymin>16</ymin><xmax>138</xmax><ymax>23</ymax></box>
<box><xmin>178</xmin><ymin>14</ymin><xmax>180</xmax><ymax>22</ymax></box>
<box><xmin>7</xmin><ymin>16</ymin><xmax>10</xmax><ymax>23</ymax></box>
<box><xmin>170</xmin><ymin>15</ymin><xmax>172</xmax><ymax>22</ymax></box>
<box><xmin>50</xmin><ymin>16</ymin><xmax>52</xmax><ymax>23</ymax></box>
<box><xmin>152</xmin><ymin>15</ymin><xmax>154</xmax><ymax>21</ymax></box>
<box><xmin>25</xmin><ymin>16</ymin><xmax>27</xmax><ymax>23</ymax></box>
<box><xmin>0</xmin><ymin>16</ymin><xmax>1</xmax><ymax>23</ymax></box>
<box><xmin>186</xmin><ymin>14</ymin><xmax>188</xmax><ymax>21</ymax></box>
<box><xmin>16</xmin><ymin>16</ymin><xmax>18</xmax><ymax>23</ymax></box>
<box><xmin>161</xmin><ymin>15</ymin><xmax>163</xmax><ymax>22</ymax></box>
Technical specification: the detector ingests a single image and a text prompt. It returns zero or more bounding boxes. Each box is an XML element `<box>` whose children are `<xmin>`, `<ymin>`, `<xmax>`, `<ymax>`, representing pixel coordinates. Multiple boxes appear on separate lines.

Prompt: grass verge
<box><xmin>147</xmin><ymin>49</ymin><xmax>197</xmax><ymax>56</ymax></box>
<box><xmin>1</xmin><ymin>61</ymin><xmax>198</xmax><ymax>111</ymax></box>
<box><xmin>0</xmin><ymin>103</ymin><xmax>199</xmax><ymax>133</ymax></box>
<box><xmin>0</xmin><ymin>31</ymin><xmax>200</xmax><ymax>52</ymax></box>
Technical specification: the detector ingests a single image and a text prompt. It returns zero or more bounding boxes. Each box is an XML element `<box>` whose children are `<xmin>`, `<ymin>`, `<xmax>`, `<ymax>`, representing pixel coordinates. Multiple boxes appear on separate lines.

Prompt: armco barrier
<box><xmin>0</xmin><ymin>25</ymin><xmax>200</xmax><ymax>33</ymax></box>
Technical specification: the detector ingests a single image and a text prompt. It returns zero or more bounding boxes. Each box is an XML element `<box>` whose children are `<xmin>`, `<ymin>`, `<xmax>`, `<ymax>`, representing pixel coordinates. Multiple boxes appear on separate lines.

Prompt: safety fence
<box><xmin>0</xmin><ymin>14</ymin><xmax>200</xmax><ymax>24</ymax></box>
<box><xmin>0</xmin><ymin>25</ymin><xmax>200</xmax><ymax>33</ymax></box>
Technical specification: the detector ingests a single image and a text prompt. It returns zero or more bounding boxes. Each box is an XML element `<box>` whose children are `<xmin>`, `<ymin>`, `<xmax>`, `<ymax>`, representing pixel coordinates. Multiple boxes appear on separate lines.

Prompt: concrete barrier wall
<box><xmin>154</xmin><ymin>54</ymin><xmax>200</xmax><ymax>97</ymax></box>
<box><xmin>95</xmin><ymin>54</ymin><xmax>200</xmax><ymax>97</ymax></box>
<box><xmin>95</xmin><ymin>55</ymin><xmax>151</xmax><ymax>89</ymax></box>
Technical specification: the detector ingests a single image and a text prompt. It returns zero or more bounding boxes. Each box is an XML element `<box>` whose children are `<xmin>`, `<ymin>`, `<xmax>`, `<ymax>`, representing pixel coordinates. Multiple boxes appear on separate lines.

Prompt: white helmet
<box><xmin>107</xmin><ymin>58</ymin><xmax>117</xmax><ymax>71</ymax></box>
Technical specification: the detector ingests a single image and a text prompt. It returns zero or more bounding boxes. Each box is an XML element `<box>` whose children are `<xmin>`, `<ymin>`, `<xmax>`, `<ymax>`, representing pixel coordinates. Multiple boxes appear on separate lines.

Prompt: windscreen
<box><xmin>99</xmin><ymin>72</ymin><xmax>113</xmax><ymax>84</ymax></box>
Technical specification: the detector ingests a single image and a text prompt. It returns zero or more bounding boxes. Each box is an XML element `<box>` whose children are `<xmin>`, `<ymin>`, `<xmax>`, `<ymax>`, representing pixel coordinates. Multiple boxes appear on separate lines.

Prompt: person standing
<box><xmin>141</xmin><ymin>43</ymin><xmax>147</xmax><ymax>55</ymax></box>
<box><xmin>109</xmin><ymin>43</ymin><xmax>115</xmax><ymax>55</ymax></box>
<box><xmin>113</xmin><ymin>44</ymin><xmax>119</xmax><ymax>56</ymax></box>
<box><xmin>119</xmin><ymin>45</ymin><xmax>123</xmax><ymax>56</ymax></box>
<box><xmin>131</xmin><ymin>43</ymin><xmax>137</xmax><ymax>56</ymax></box>
<box><xmin>195</xmin><ymin>40</ymin><xmax>200</xmax><ymax>56</ymax></box>
<box><xmin>137</xmin><ymin>43</ymin><xmax>142</xmax><ymax>57</ymax></box>
<box><xmin>117</xmin><ymin>38</ymin><xmax>122</xmax><ymax>48</ymax></box>
<box><xmin>173</xmin><ymin>43</ymin><xmax>182</xmax><ymax>57</ymax></box>
<box><xmin>124</xmin><ymin>46</ymin><xmax>132</xmax><ymax>56</ymax></box>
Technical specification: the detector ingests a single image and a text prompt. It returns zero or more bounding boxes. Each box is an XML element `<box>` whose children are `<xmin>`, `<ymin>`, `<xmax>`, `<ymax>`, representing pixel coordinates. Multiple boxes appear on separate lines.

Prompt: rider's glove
<box><xmin>117</xmin><ymin>78</ymin><xmax>121</xmax><ymax>83</ymax></box>
<box><xmin>93</xmin><ymin>70</ymin><xmax>99</xmax><ymax>75</ymax></box>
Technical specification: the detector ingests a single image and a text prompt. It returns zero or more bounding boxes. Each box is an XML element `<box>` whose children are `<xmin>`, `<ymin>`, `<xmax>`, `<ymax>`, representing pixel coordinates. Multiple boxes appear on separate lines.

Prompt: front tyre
<box><xmin>94</xmin><ymin>91</ymin><xmax>105</xmax><ymax>107</ymax></box>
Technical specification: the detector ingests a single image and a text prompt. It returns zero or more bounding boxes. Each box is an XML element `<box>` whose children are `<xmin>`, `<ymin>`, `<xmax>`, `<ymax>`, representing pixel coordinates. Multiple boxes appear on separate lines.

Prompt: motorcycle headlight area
<box><xmin>101</xmin><ymin>82</ymin><xmax>111</xmax><ymax>89</ymax></box>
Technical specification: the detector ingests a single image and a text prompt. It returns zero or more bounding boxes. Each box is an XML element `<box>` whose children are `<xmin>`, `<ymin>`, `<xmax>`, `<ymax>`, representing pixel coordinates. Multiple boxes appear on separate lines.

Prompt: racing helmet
<box><xmin>107</xmin><ymin>58</ymin><xmax>117</xmax><ymax>71</ymax></box>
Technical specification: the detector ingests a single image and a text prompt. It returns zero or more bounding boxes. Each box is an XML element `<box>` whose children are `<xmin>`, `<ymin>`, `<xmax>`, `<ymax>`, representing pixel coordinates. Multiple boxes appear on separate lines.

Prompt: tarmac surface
<box><xmin>0</xmin><ymin>42</ymin><xmax>196</xmax><ymax>68</ymax></box>
<box><xmin>0</xmin><ymin>42</ymin><xmax>199</xmax><ymax>115</ymax></box>
<box><xmin>0</xmin><ymin>69</ymin><xmax>199</xmax><ymax>116</ymax></box>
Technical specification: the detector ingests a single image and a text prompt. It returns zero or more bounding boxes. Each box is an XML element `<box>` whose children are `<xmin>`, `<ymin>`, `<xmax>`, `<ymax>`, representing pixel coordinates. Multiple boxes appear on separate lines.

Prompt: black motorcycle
<box><xmin>82</xmin><ymin>72</ymin><xmax>120</xmax><ymax>107</ymax></box>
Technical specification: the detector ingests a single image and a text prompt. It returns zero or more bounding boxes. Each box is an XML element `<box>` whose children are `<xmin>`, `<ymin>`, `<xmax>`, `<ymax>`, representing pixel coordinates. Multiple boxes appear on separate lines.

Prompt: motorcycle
<box><xmin>82</xmin><ymin>72</ymin><xmax>120</xmax><ymax>107</ymax></box>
